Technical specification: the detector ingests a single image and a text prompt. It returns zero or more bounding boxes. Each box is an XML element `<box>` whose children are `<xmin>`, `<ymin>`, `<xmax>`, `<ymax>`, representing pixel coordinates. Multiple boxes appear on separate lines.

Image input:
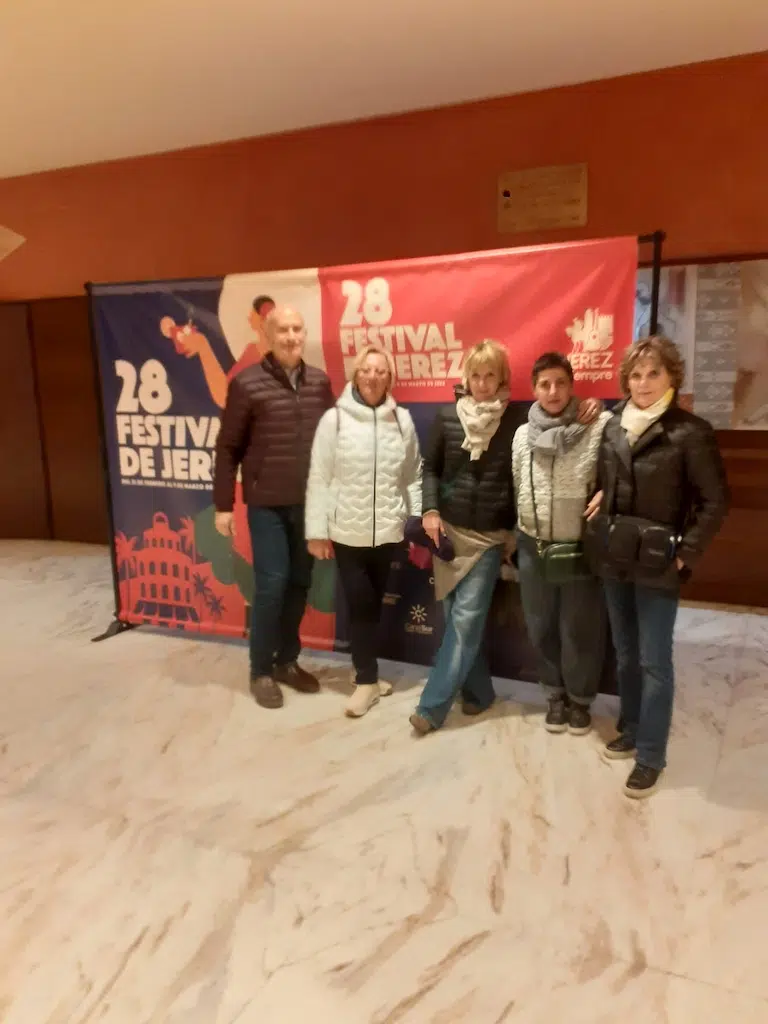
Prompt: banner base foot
<box><xmin>91</xmin><ymin>619</ymin><xmax>136</xmax><ymax>643</ymax></box>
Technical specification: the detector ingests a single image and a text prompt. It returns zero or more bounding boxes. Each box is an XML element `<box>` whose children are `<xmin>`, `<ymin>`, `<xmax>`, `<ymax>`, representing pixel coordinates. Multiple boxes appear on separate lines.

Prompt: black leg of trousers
<box><xmin>334</xmin><ymin>543</ymin><xmax>396</xmax><ymax>685</ymax></box>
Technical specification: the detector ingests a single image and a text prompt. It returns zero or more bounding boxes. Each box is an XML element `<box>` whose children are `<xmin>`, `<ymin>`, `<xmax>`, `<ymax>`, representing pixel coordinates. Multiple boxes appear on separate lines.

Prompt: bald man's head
<box><xmin>264</xmin><ymin>306</ymin><xmax>307</xmax><ymax>371</ymax></box>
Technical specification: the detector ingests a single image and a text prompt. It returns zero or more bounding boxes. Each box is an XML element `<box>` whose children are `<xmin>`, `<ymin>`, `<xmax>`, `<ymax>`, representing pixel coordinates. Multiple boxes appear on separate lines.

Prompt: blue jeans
<box><xmin>516</xmin><ymin>531</ymin><xmax>606</xmax><ymax>704</ymax></box>
<box><xmin>416</xmin><ymin>545</ymin><xmax>501</xmax><ymax>729</ymax></box>
<box><xmin>247</xmin><ymin>505</ymin><xmax>313</xmax><ymax>678</ymax></box>
<box><xmin>602</xmin><ymin>580</ymin><xmax>679</xmax><ymax>771</ymax></box>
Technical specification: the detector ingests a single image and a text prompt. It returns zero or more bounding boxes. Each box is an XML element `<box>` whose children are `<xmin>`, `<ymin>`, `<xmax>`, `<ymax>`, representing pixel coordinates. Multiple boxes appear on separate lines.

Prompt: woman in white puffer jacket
<box><xmin>305</xmin><ymin>344</ymin><xmax>422</xmax><ymax>718</ymax></box>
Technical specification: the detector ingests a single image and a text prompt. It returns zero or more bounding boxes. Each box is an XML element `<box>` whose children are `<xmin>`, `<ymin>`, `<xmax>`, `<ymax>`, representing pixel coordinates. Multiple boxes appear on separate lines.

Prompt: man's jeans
<box><xmin>416</xmin><ymin>545</ymin><xmax>501</xmax><ymax>729</ymax></box>
<box><xmin>516</xmin><ymin>531</ymin><xmax>605</xmax><ymax>705</ymax></box>
<box><xmin>602</xmin><ymin>579</ymin><xmax>679</xmax><ymax>771</ymax></box>
<box><xmin>247</xmin><ymin>505</ymin><xmax>313</xmax><ymax>679</ymax></box>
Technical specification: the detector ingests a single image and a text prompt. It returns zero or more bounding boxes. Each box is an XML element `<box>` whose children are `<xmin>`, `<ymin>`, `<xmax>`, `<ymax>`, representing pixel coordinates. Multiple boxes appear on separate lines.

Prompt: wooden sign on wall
<box><xmin>497</xmin><ymin>163</ymin><xmax>588</xmax><ymax>233</ymax></box>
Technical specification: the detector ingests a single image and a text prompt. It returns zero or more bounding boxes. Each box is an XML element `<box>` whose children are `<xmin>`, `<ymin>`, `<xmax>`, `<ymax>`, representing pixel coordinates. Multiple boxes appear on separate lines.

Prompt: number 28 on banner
<box><xmin>113</xmin><ymin>360</ymin><xmax>221</xmax><ymax>489</ymax></box>
<box><xmin>337</xmin><ymin>278</ymin><xmax>464</xmax><ymax>387</ymax></box>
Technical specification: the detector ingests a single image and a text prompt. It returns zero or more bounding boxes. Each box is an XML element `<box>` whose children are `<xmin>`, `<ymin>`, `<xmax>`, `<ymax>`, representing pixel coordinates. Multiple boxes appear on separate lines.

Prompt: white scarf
<box><xmin>456</xmin><ymin>389</ymin><xmax>510</xmax><ymax>461</ymax></box>
<box><xmin>620</xmin><ymin>389</ymin><xmax>674</xmax><ymax>446</ymax></box>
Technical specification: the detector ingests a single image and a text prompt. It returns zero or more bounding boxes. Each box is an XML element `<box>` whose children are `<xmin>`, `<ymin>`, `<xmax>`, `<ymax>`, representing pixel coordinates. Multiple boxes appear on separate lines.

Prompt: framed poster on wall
<box><xmin>634</xmin><ymin>257</ymin><xmax>768</xmax><ymax>429</ymax></box>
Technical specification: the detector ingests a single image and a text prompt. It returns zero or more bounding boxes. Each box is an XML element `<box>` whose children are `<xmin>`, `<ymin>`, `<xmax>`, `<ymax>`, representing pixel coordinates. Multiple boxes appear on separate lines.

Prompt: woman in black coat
<box><xmin>585</xmin><ymin>336</ymin><xmax>728</xmax><ymax>799</ymax></box>
<box><xmin>411</xmin><ymin>340</ymin><xmax>599</xmax><ymax>735</ymax></box>
<box><xmin>409</xmin><ymin>341</ymin><xmax>521</xmax><ymax>733</ymax></box>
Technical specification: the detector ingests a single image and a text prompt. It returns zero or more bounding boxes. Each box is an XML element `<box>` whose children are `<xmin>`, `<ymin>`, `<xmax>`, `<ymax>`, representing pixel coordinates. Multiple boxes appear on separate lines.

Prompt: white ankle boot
<box><xmin>345</xmin><ymin>684</ymin><xmax>380</xmax><ymax>718</ymax></box>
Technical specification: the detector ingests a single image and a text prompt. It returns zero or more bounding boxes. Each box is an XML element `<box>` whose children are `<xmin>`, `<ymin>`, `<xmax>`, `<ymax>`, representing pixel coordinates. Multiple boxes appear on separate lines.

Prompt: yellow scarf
<box><xmin>620</xmin><ymin>388</ymin><xmax>674</xmax><ymax>447</ymax></box>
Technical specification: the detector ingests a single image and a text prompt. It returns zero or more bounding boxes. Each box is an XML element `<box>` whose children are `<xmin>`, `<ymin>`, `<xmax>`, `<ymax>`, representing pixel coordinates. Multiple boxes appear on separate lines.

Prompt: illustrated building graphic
<box><xmin>115</xmin><ymin>513</ymin><xmax>218</xmax><ymax>630</ymax></box>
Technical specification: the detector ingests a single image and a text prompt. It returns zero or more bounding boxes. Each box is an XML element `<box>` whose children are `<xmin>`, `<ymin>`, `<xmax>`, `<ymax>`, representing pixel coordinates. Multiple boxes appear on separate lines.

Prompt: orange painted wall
<box><xmin>0</xmin><ymin>51</ymin><xmax>766</xmax><ymax>300</ymax></box>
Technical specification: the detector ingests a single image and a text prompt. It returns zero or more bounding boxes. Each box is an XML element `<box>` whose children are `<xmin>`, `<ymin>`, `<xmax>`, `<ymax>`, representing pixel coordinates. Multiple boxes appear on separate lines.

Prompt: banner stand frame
<box><xmin>638</xmin><ymin>230</ymin><xmax>666</xmax><ymax>333</ymax></box>
<box><xmin>86</xmin><ymin>280</ymin><xmax>137</xmax><ymax>643</ymax></box>
<box><xmin>85</xmin><ymin>232</ymin><xmax>665</xmax><ymax>643</ymax></box>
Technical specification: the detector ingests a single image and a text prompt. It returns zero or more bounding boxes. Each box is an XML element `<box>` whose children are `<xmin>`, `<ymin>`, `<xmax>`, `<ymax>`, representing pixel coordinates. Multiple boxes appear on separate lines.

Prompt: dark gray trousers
<box><xmin>516</xmin><ymin>531</ymin><xmax>606</xmax><ymax>705</ymax></box>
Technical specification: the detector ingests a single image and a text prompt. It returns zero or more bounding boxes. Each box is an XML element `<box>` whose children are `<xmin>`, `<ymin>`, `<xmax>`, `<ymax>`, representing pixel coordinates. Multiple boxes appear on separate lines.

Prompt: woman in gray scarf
<box><xmin>512</xmin><ymin>352</ymin><xmax>610</xmax><ymax>736</ymax></box>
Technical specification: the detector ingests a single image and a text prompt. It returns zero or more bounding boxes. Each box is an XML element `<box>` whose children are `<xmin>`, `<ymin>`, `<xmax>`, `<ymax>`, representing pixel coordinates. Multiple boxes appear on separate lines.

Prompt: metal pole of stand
<box><xmin>86</xmin><ymin>282</ymin><xmax>136</xmax><ymax>643</ymax></box>
<box><xmin>637</xmin><ymin>231</ymin><xmax>666</xmax><ymax>335</ymax></box>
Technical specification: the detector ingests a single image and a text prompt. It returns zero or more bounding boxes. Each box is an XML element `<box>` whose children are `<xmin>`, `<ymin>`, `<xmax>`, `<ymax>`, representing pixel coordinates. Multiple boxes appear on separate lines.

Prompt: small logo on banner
<box><xmin>405</xmin><ymin>603</ymin><xmax>433</xmax><ymax>636</ymax></box>
<box><xmin>566</xmin><ymin>309</ymin><xmax>615</xmax><ymax>384</ymax></box>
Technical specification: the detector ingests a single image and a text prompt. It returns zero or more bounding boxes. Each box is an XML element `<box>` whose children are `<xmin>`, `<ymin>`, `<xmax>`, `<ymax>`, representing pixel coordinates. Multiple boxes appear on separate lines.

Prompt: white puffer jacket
<box><xmin>305</xmin><ymin>383</ymin><xmax>422</xmax><ymax>547</ymax></box>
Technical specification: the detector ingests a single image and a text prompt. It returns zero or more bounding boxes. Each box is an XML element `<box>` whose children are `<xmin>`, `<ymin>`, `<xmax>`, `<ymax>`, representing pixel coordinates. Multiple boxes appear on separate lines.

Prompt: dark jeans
<box><xmin>602</xmin><ymin>579</ymin><xmax>679</xmax><ymax>771</ymax></box>
<box><xmin>516</xmin><ymin>531</ymin><xmax>605</xmax><ymax>705</ymax></box>
<box><xmin>417</xmin><ymin>545</ymin><xmax>501</xmax><ymax>729</ymax></box>
<box><xmin>334</xmin><ymin>542</ymin><xmax>396</xmax><ymax>685</ymax></box>
<box><xmin>247</xmin><ymin>505</ymin><xmax>313</xmax><ymax>678</ymax></box>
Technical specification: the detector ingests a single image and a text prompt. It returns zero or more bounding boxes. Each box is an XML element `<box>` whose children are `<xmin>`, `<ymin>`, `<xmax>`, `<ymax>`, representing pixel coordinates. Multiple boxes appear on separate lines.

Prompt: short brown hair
<box><xmin>531</xmin><ymin>351</ymin><xmax>574</xmax><ymax>385</ymax></box>
<box><xmin>619</xmin><ymin>335</ymin><xmax>685</xmax><ymax>395</ymax></box>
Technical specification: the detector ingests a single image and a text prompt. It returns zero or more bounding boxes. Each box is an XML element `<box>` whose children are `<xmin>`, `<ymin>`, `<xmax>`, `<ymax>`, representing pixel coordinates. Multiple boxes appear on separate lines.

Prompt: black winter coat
<box><xmin>595</xmin><ymin>401</ymin><xmax>729</xmax><ymax>589</ymax></box>
<box><xmin>422</xmin><ymin>400</ymin><xmax>524</xmax><ymax>533</ymax></box>
<box><xmin>214</xmin><ymin>354</ymin><xmax>334</xmax><ymax>511</ymax></box>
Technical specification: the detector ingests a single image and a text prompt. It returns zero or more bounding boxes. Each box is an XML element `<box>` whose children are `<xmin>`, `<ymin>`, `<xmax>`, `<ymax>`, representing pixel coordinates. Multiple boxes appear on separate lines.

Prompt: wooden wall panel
<box><xmin>29</xmin><ymin>297</ymin><xmax>108</xmax><ymax>544</ymax></box>
<box><xmin>0</xmin><ymin>303</ymin><xmax>50</xmax><ymax>538</ymax></box>
<box><xmin>1</xmin><ymin>52</ymin><xmax>767</xmax><ymax>302</ymax></box>
<box><xmin>682</xmin><ymin>431</ymin><xmax>768</xmax><ymax>607</ymax></box>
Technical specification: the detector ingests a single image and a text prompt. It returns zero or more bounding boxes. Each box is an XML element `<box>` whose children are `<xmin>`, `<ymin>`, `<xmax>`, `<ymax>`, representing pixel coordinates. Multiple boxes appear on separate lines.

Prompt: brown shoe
<box><xmin>250</xmin><ymin>675</ymin><xmax>284</xmax><ymax>709</ymax></box>
<box><xmin>409</xmin><ymin>712</ymin><xmax>434</xmax><ymax>735</ymax></box>
<box><xmin>273</xmin><ymin>662</ymin><xmax>320</xmax><ymax>694</ymax></box>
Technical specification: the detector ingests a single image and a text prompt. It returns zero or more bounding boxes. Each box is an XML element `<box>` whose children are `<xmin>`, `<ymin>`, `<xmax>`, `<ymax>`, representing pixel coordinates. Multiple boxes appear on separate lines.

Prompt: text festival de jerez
<box><xmin>113</xmin><ymin>357</ymin><xmax>220</xmax><ymax>488</ymax></box>
<box><xmin>335</xmin><ymin>276</ymin><xmax>464</xmax><ymax>387</ymax></box>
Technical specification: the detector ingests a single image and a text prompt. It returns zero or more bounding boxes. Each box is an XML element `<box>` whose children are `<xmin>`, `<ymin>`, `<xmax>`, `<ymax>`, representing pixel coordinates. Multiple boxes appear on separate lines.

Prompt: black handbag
<box><xmin>528</xmin><ymin>454</ymin><xmax>591</xmax><ymax>585</ymax></box>
<box><xmin>585</xmin><ymin>512</ymin><xmax>677</xmax><ymax>577</ymax></box>
<box><xmin>583</xmin><ymin>446</ymin><xmax>678</xmax><ymax>578</ymax></box>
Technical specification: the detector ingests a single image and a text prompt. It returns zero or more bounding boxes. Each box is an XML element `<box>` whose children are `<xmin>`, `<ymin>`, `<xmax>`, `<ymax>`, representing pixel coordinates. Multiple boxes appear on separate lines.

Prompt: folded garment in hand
<box><xmin>403</xmin><ymin>516</ymin><xmax>456</xmax><ymax>562</ymax></box>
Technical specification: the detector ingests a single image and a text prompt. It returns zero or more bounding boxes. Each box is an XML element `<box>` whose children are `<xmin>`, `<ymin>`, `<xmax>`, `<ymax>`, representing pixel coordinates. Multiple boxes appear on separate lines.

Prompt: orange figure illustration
<box><xmin>160</xmin><ymin>295</ymin><xmax>275</xmax><ymax>410</ymax></box>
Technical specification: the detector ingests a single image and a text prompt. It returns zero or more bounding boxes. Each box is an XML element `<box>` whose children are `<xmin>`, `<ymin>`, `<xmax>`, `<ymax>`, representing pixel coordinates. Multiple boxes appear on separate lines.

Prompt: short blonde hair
<box><xmin>620</xmin><ymin>335</ymin><xmax>685</xmax><ymax>395</ymax></box>
<box><xmin>350</xmin><ymin>344</ymin><xmax>396</xmax><ymax>391</ymax></box>
<box><xmin>462</xmin><ymin>340</ymin><xmax>510</xmax><ymax>390</ymax></box>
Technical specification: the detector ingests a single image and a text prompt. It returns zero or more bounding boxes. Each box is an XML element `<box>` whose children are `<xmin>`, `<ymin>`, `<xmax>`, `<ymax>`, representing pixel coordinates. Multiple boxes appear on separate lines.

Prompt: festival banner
<box><xmin>91</xmin><ymin>236</ymin><xmax>637</xmax><ymax>687</ymax></box>
<box><xmin>321</xmin><ymin>237</ymin><xmax>638</xmax><ymax>400</ymax></box>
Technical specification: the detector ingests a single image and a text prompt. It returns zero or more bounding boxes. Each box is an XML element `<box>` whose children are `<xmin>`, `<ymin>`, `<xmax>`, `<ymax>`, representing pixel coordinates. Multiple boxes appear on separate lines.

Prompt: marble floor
<box><xmin>1</xmin><ymin>540</ymin><xmax>767</xmax><ymax>1023</ymax></box>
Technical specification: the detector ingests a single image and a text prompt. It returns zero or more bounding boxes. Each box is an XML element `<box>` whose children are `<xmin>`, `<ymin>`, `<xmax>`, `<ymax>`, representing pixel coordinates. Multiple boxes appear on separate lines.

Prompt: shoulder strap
<box><xmin>528</xmin><ymin>453</ymin><xmax>541</xmax><ymax>544</ymax></box>
<box><xmin>528</xmin><ymin>451</ymin><xmax>555</xmax><ymax>545</ymax></box>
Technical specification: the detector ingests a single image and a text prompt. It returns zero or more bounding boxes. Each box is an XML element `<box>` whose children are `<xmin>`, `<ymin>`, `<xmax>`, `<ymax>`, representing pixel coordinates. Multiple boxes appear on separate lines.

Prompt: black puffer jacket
<box><xmin>214</xmin><ymin>354</ymin><xmax>334</xmax><ymax>511</ymax></box>
<box><xmin>594</xmin><ymin>401</ymin><xmax>729</xmax><ymax>589</ymax></box>
<box><xmin>422</xmin><ymin>397</ymin><xmax>524</xmax><ymax>533</ymax></box>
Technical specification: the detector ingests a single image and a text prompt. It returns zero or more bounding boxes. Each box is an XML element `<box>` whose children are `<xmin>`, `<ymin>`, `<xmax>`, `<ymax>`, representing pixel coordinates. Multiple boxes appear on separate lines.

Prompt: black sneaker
<box><xmin>624</xmin><ymin>763</ymin><xmax>662</xmax><ymax>799</ymax></box>
<box><xmin>603</xmin><ymin>734</ymin><xmax>637</xmax><ymax>761</ymax></box>
<box><xmin>544</xmin><ymin>694</ymin><xmax>569</xmax><ymax>733</ymax></box>
<box><xmin>568</xmin><ymin>703</ymin><xmax>592</xmax><ymax>736</ymax></box>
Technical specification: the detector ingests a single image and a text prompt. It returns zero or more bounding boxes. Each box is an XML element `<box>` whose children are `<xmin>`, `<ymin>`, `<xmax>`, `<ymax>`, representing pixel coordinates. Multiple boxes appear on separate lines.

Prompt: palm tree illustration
<box><xmin>205</xmin><ymin>593</ymin><xmax>225</xmax><ymax>621</ymax></box>
<box><xmin>192</xmin><ymin>571</ymin><xmax>213</xmax><ymax>628</ymax></box>
<box><xmin>114</xmin><ymin>532</ymin><xmax>137</xmax><ymax>615</ymax></box>
<box><xmin>179</xmin><ymin>516</ymin><xmax>197</xmax><ymax>563</ymax></box>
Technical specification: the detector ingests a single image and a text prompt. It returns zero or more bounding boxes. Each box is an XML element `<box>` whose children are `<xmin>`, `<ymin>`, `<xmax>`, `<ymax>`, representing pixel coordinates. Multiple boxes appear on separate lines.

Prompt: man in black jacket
<box><xmin>214</xmin><ymin>306</ymin><xmax>334</xmax><ymax>709</ymax></box>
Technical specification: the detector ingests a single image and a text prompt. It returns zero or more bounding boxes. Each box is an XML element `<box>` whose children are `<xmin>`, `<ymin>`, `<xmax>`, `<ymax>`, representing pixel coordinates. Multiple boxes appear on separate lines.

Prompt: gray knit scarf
<box><xmin>527</xmin><ymin>398</ymin><xmax>587</xmax><ymax>458</ymax></box>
